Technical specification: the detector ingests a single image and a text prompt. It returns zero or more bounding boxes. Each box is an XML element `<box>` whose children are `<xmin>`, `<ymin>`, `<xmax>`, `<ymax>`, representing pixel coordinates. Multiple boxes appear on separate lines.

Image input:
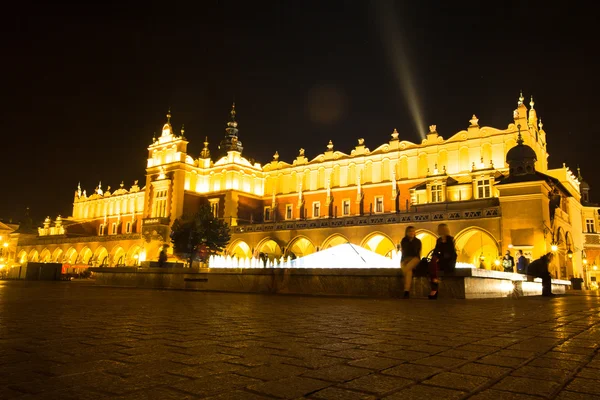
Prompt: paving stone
<box><xmin>478</xmin><ymin>355</ymin><xmax>526</xmax><ymax>368</ymax></box>
<box><xmin>326</xmin><ymin>349</ymin><xmax>380</xmax><ymax>360</ymax></box>
<box><xmin>311</xmin><ymin>387</ymin><xmax>377</xmax><ymax>400</ymax></box>
<box><xmin>203</xmin><ymin>389</ymin><xmax>274</xmax><ymax>399</ymax></box>
<box><xmin>381</xmin><ymin>384</ymin><xmax>465</xmax><ymax>400</ymax></box>
<box><xmin>555</xmin><ymin>390</ymin><xmax>600</xmax><ymax>399</ymax></box>
<box><xmin>240</xmin><ymin>364</ymin><xmax>308</xmax><ymax>380</ymax></box>
<box><xmin>527</xmin><ymin>357</ymin><xmax>582</xmax><ymax>370</ymax></box>
<box><xmin>565</xmin><ymin>377</ymin><xmax>600</xmax><ymax>395</ymax></box>
<box><xmin>411</xmin><ymin>355</ymin><xmax>465</xmax><ymax>368</ymax></box>
<box><xmin>436</xmin><ymin>349</ymin><xmax>484</xmax><ymax>360</ymax></box>
<box><xmin>341</xmin><ymin>374</ymin><xmax>413</xmax><ymax>395</ymax></box>
<box><xmin>302</xmin><ymin>364</ymin><xmax>371</xmax><ymax>382</ymax></box>
<box><xmin>577</xmin><ymin>367</ymin><xmax>600</xmax><ymax>379</ymax></box>
<box><xmin>348</xmin><ymin>356</ymin><xmax>403</xmax><ymax>370</ymax></box>
<box><xmin>423</xmin><ymin>371</ymin><xmax>490</xmax><ymax>392</ymax></box>
<box><xmin>511</xmin><ymin>365</ymin><xmax>572</xmax><ymax>382</ymax></box>
<box><xmin>469</xmin><ymin>389</ymin><xmax>551</xmax><ymax>399</ymax></box>
<box><xmin>381</xmin><ymin>363</ymin><xmax>442</xmax><ymax>380</ymax></box>
<box><xmin>170</xmin><ymin>373</ymin><xmax>262</xmax><ymax>397</ymax></box>
<box><xmin>382</xmin><ymin>349</ymin><xmax>430</xmax><ymax>361</ymax></box>
<box><xmin>542</xmin><ymin>351</ymin><xmax>589</xmax><ymax>362</ymax></box>
<box><xmin>492</xmin><ymin>376</ymin><xmax>561</xmax><ymax>397</ymax></box>
<box><xmin>248</xmin><ymin>376</ymin><xmax>330</xmax><ymax>398</ymax></box>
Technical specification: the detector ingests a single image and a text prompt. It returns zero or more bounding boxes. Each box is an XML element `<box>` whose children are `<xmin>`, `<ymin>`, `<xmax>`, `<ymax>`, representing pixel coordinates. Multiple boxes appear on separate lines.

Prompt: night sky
<box><xmin>2</xmin><ymin>1</ymin><xmax>597</xmax><ymax>223</ymax></box>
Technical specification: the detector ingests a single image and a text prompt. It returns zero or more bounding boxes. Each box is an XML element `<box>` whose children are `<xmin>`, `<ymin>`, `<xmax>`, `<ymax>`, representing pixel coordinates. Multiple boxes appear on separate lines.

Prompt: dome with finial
<box><xmin>577</xmin><ymin>167</ymin><xmax>590</xmax><ymax>190</ymax></box>
<box><xmin>218</xmin><ymin>103</ymin><xmax>243</xmax><ymax>156</ymax></box>
<box><xmin>161</xmin><ymin>108</ymin><xmax>173</xmax><ymax>137</ymax></box>
<box><xmin>506</xmin><ymin>124</ymin><xmax>537</xmax><ymax>176</ymax></box>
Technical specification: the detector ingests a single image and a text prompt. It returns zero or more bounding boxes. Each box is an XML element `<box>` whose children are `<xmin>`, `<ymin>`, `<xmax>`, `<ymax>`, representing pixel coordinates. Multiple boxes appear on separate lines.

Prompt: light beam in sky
<box><xmin>374</xmin><ymin>0</ymin><xmax>426</xmax><ymax>139</ymax></box>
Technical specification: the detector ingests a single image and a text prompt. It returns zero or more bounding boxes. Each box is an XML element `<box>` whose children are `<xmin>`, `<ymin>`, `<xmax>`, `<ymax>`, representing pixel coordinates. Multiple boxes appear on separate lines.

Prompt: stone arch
<box><xmin>17</xmin><ymin>250</ymin><xmax>27</xmax><ymax>263</ymax></box>
<box><xmin>455</xmin><ymin>227</ymin><xmax>500</xmax><ymax>269</ymax></box>
<box><xmin>79</xmin><ymin>247</ymin><xmax>93</xmax><ymax>265</ymax></box>
<box><xmin>256</xmin><ymin>237</ymin><xmax>283</xmax><ymax>261</ymax></box>
<box><xmin>228</xmin><ymin>240</ymin><xmax>252</xmax><ymax>259</ymax></box>
<box><xmin>415</xmin><ymin>229</ymin><xmax>438</xmax><ymax>258</ymax></box>
<box><xmin>64</xmin><ymin>247</ymin><xmax>78</xmax><ymax>264</ymax></box>
<box><xmin>39</xmin><ymin>248</ymin><xmax>51</xmax><ymax>263</ymax></box>
<box><xmin>110</xmin><ymin>246</ymin><xmax>126</xmax><ymax>267</ymax></box>
<box><xmin>52</xmin><ymin>248</ymin><xmax>63</xmax><ymax>263</ymax></box>
<box><xmin>321</xmin><ymin>234</ymin><xmax>349</xmax><ymax>249</ymax></box>
<box><xmin>94</xmin><ymin>246</ymin><xmax>109</xmax><ymax>267</ymax></box>
<box><xmin>361</xmin><ymin>232</ymin><xmax>396</xmax><ymax>258</ymax></box>
<box><xmin>126</xmin><ymin>245</ymin><xmax>143</xmax><ymax>266</ymax></box>
<box><xmin>28</xmin><ymin>249</ymin><xmax>39</xmax><ymax>262</ymax></box>
<box><xmin>286</xmin><ymin>236</ymin><xmax>316</xmax><ymax>258</ymax></box>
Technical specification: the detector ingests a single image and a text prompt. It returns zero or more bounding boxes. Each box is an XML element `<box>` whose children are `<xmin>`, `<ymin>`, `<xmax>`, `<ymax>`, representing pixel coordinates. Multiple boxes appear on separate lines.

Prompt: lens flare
<box><xmin>374</xmin><ymin>0</ymin><xmax>426</xmax><ymax>139</ymax></box>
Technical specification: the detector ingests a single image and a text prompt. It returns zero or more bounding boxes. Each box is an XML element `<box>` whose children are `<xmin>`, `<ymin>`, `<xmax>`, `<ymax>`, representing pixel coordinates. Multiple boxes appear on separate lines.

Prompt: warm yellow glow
<box><xmin>551</xmin><ymin>244</ymin><xmax>558</xmax><ymax>252</ymax></box>
<box><xmin>494</xmin><ymin>259</ymin><xmax>500</xmax><ymax>266</ymax></box>
<box><xmin>583</xmin><ymin>259</ymin><xmax>588</xmax><ymax>265</ymax></box>
<box><xmin>508</xmin><ymin>244</ymin><xmax>513</xmax><ymax>249</ymax></box>
<box><xmin>594</xmin><ymin>265</ymin><xmax>598</xmax><ymax>271</ymax></box>
<box><xmin>3</xmin><ymin>242</ymin><xmax>8</xmax><ymax>248</ymax></box>
<box><xmin>133</xmin><ymin>254</ymin><xmax>139</xmax><ymax>260</ymax></box>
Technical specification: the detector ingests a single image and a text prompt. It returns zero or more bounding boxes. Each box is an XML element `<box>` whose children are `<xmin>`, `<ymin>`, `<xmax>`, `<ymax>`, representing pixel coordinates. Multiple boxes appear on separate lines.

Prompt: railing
<box><xmin>18</xmin><ymin>233</ymin><xmax>143</xmax><ymax>246</ymax></box>
<box><xmin>233</xmin><ymin>207</ymin><xmax>500</xmax><ymax>234</ymax></box>
<box><xmin>584</xmin><ymin>233</ymin><xmax>600</xmax><ymax>246</ymax></box>
<box><xmin>142</xmin><ymin>217</ymin><xmax>171</xmax><ymax>226</ymax></box>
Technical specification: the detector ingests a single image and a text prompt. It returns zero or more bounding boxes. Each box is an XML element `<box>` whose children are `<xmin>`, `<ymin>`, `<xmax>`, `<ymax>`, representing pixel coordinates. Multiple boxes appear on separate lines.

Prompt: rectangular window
<box><xmin>477</xmin><ymin>179</ymin><xmax>492</xmax><ymax>199</ymax></box>
<box><xmin>98</xmin><ymin>224</ymin><xmax>105</xmax><ymax>236</ymax></box>
<box><xmin>342</xmin><ymin>199</ymin><xmax>350</xmax><ymax>216</ymax></box>
<box><xmin>125</xmin><ymin>221</ymin><xmax>132</xmax><ymax>234</ymax></box>
<box><xmin>209</xmin><ymin>199</ymin><xmax>219</xmax><ymax>218</ymax></box>
<box><xmin>431</xmin><ymin>184</ymin><xmax>443</xmax><ymax>203</ymax></box>
<box><xmin>111</xmin><ymin>223</ymin><xmax>117</xmax><ymax>235</ymax></box>
<box><xmin>374</xmin><ymin>196</ymin><xmax>384</xmax><ymax>213</ymax></box>
<box><xmin>285</xmin><ymin>204</ymin><xmax>293</xmax><ymax>220</ymax></box>
<box><xmin>264</xmin><ymin>207</ymin><xmax>272</xmax><ymax>221</ymax></box>
<box><xmin>586</xmin><ymin>218</ymin><xmax>596</xmax><ymax>233</ymax></box>
<box><xmin>153</xmin><ymin>189</ymin><xmax>168</xmax><ymax>217</ymax></box>
<box><xmin>313</xmin><ymin>202</ymin><xmax>320</xmax><ymax>218</ymax></box>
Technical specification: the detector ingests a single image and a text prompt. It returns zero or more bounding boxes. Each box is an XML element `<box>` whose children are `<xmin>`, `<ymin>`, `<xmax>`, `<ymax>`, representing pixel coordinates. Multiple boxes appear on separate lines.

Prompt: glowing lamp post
<box><xmin>133</xmin><ymin>254</ymin><xmax>139</xmax><ymax>267</ymax></box>
<box><xmin>551</xmin><ymin>243</ymin><xmax>558</xmax><ymax>252</ymax></box>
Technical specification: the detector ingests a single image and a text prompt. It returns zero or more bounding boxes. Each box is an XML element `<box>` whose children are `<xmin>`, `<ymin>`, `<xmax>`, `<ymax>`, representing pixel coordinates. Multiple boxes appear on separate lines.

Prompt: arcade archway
<box><xmin>229</xmin><ymin>240</ymin><xmax>252</xmax><ymax>259</ymax></box>
<box><xmin>416</xmin><ymin>230</ymin><xmax>437</xmax><ymax>258</ymax></box>
<box><xmin>64</xmin><ymin>247</ymin><xmax>78</xmax><ymax>264</ymax></box>
<box><xmin>321</xmin><ymin>234</ymin><xmax>349</xmax><ymax>250</ymax></box>
<box><xmin>286</xmin><ymin>236</ymin><xmax>316</xmax><ymax>258</ymax></box>
<box><xmin>256</xmin><ymin>238</ymin><xmax>283</xmax><ymax>260</ymax></box>
<box><xmin>361</xmin><ymin>232</ymin><xmax>396</xmax><ymax>258</ymax></box>
<box><xmin>455</xmin><ymin>228</ymin><xmax>499</xmax><ymax>269</ymax></box>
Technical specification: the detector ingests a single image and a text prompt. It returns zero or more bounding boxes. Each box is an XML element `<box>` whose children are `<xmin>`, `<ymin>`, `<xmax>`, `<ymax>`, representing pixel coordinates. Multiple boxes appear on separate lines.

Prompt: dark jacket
<box><xmin>433</xmin><ymin>236</ymin><xmax>457</xmax><ymax>272</ymax></box>
<box><xmin>527</xmin><ymin>255</ymin><xmax>551</xmax><ymax>278</ymax></box>
<box><xmin>502</xmin><ymin>255</ymin><xmax>515</xmax><ymax>272</ymax></box>
<box><xmin>516</xmin><ymin>255</ymin><xmax>529</xmax><ymax>272</ymax></box>
<box><xmin>401</xmin><ymin>237</ymin><xmax>422</xmax><ymax>261</ymax></box>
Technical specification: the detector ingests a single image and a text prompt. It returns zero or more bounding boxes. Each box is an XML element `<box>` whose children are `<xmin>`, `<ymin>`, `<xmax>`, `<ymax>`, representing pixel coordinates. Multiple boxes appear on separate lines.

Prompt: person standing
<box><xmin>429</xmin><ymin>223</ymin><xmax>457</xmax><ymax>299</ymax></box>
<box><xmin>527</xmin><ymin>252</ymin><xmax>555</xmax><ymax>296</ymax></box>
<box><xmin>400</xmin><ymin>226</ymin><xmax>422</xmax><ymax>299</ymax></box>
<box><xmin>502</xmin><ymin>250</ymin><xmax>515</xmax><ymax>273</ymax></box>
<box><xmin>516</xmin><ymin>250</ymin><xmax>529</xmax><ymax>274</ymax></box>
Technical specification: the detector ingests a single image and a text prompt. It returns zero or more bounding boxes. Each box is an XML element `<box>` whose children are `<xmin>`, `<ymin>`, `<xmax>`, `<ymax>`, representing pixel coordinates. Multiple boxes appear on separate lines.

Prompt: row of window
<box><xmin>264</xmin><ymin>197</ymin><xmax>385</xmax><ymax>221</ymax></box>
<box><xmin>98</xmin><ymin>221</ymin><xmax>134</xmax><ymax>236</ymax></box>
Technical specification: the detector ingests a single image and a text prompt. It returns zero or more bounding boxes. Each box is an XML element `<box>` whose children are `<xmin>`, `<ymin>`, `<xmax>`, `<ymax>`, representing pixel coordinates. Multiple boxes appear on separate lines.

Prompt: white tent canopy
<box><xmin>290</xmin><ymin>243</ymin><xmax>399</xmax><ymax>269</ymax></box>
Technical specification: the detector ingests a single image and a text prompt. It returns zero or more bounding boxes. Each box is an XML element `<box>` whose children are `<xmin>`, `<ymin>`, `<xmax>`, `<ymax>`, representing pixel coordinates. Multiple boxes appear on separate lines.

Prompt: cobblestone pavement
<box><xmin>1</xmin><ymin>282</ymin><xmax>600</xmax><ymax>399</ymax></box>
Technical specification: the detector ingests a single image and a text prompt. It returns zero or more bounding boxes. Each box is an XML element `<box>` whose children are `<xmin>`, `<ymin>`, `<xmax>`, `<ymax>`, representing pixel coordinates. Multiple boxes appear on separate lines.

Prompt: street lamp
<box><xmin>567</xmin><ymin>249</ymin><xmax>573</xmax><ymax>259</ymax></box>
<box><xmin>551</xmin><ymin>243</ymin><xmax>558</xmax><ymax>252</ymax></box>
<box><xmin>133</xmin><ymin>254</ymin><xmax>139</xmax><ymax>266</ymax></box>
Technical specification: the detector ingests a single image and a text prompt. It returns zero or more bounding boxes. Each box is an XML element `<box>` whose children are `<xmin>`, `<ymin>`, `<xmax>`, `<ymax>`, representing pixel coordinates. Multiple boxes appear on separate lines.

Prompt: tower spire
<box><xmin>529</xmin><ymin>95</ymin><xmax>535</xmax><ymax>109</ymax></box>
<box><xmin>166</xmin><ymin>107</ymin><xmax>171</xmax><ymax>123</ymax></box>
<box><xmin>518</xmin><ymin>90</ymin><xmax>524</xmax><ymax>107</ymax></box>
<box><xmin>516</xmin><ymin>124</ymin><xmax>523</xmax><ymax>145</ymax></box>
<box><xmin>218</xmin><ymin>103</ymin><xmax>243</xmax><ymax>156</ymax></box>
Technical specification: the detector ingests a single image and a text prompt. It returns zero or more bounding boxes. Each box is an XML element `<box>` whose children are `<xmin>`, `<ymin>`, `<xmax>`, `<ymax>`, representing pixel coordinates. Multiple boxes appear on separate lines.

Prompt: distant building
<box><xmin>8</xmin><ymin>93</ymin><xmax>592</xmax><ymax>285</ymax></box>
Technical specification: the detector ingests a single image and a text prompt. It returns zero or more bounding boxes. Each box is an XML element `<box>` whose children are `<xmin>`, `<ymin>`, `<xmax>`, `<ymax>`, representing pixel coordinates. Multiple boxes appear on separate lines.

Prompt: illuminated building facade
<box><xmin>9</xmin><ymin>93</ymin><xmax>589</xmax><ymax>282</ymax></box>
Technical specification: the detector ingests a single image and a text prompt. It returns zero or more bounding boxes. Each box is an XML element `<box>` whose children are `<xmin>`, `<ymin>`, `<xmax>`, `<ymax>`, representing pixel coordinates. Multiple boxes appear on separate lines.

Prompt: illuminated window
<box><xmin>285</xmin><ymin>204</ymin><xmax>293</xmax><ymax>220</ymax></box>
<box><xmin>125</xmin><ymin>221</ymin><xmax>132</xmax><ymax>234</ymax></box>
<box><xmin>313</xmin><ymin>202</ymin><xmax>321</xmax><ymax>218</ymax></box>
<box><xmin>98</xmin><ymin>224</ymin><xmax>105</xmax><ymax>236</ymax></box>
<box><xmin>111</xmin><ymin>223</ymin><xmax>117</xmax><ymax>235</ymax></box>
<box><xmin>374</xmin><ymin>196</ymin><xmax>384</xmax><ymax>213</ymax></box>
<box><xmin>153</xmin><ymin>189</ymin><xmax>168</xmax><ymax>217</ymax></box>
<box><xmin>264</xmin><ymin>207</ymin><xmax>272</xmax><ymax>222</ymax></box>
<box><xmin>209</xmin><ymin>199</ymin><xmax>219</xmax><ymax>218</ymax></box>
<box><xmin>477</xmin><ymin>179</ymin><xmax>492</xmax><ymax>199</ymax></box>
<box><xmin>586</xmin><ymin>218</ymin><xmax>596</xmax><ymax>233</ymax></box>
<box><xmin>342</xmin><ymin>199</ymin><xmax>351</xmax><ymax>216</ymax></box>
<box><xmin>431</xmin><ymin>184</ymin><xmax>443</xmax><ymax>203</ymax></box>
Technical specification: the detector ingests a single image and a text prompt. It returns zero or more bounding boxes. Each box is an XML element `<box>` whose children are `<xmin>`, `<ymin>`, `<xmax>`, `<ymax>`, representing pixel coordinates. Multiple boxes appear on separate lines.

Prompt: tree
<box><xmin>170</xmin><ymin>204</ymin><xmax>231</xmax><ymax>266</ymax></box>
